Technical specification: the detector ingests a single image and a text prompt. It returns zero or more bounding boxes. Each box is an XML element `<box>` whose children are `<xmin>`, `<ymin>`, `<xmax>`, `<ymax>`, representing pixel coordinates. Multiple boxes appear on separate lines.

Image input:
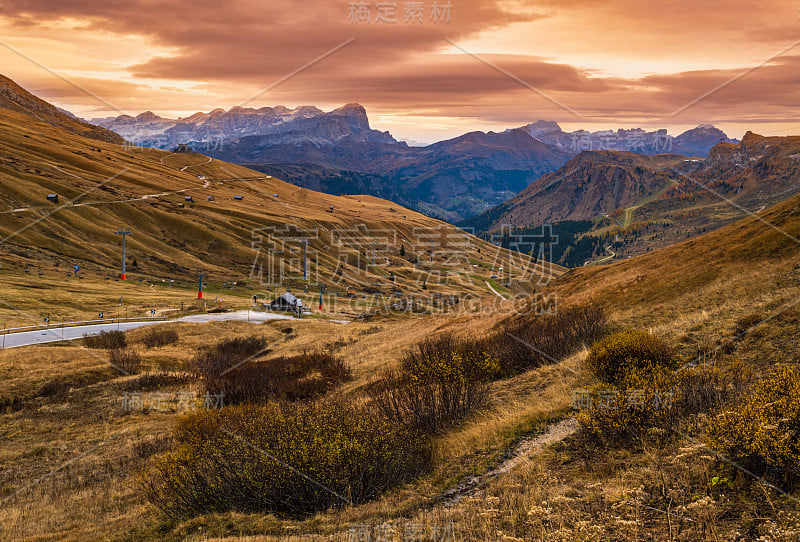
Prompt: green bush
<box><xmin>577</xmin><ymin>359</ymin><xmax>752</xmax><ymax>449</ymax></box>
<box><xmin>84</xmin><ymin>330</ymin><xmax>126</xmax><ymax>349</ymax></box>
<box><xmin>585</xmin><ymin>330</ymin><xmax>675</xmax><ymax>384</ymax></box>
<box><xmin>139</xmin><ymin>401</ymin><xmax>430</xmax><ymax>518</ymax></box>
<box><xmin>706</xmin><ymin>365</ymin><xmax>800</xmax><ymax>488</ymax></box>
<box><xmin>577</xmin><ymin>366</ymin><xmax>680</xmax><ymax>447</ymax></box>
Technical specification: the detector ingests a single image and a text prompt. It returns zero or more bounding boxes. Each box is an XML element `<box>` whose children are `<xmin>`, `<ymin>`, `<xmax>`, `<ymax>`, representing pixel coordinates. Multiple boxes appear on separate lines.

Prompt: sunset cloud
<box><xmin>1</xmin><ymin>0</ymin><xmax>799</xmax><ymax>141</ymax></box>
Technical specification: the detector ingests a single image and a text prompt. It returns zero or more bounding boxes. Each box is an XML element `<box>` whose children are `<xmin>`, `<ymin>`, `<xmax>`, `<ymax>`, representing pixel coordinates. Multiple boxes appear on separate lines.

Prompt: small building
<box><xmin>185</xmin><ymin>196</ymin><xmax>193</xmax><ymax>202</ymax></box>
<box><xmin>234</xmin><ymin>195</ymin><xmax>243</xmax><ymax>201</ymax></box>
<box><xmin>270</xmin><ymin>292</ymin><xmax>302</xmax><ymax>315</ymax></box>
<box><xmin>207</xmin><ymin>195</ymin><xmax>215</xmax><ymax>201</ymax></box>
<box><xmin>272</xmin><ymin>193</ymin><xmax>279</xmax><ymax>197</ymax></box>
<box><xmin>46</xmin><ymin>194</ymin><xmax>58</xmax><ymax>203</ymax></box>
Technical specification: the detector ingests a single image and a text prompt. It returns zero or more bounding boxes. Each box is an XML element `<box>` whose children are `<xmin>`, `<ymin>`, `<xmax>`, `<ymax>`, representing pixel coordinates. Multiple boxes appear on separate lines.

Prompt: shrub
<box><xmin>84</xmin><ymin>330</ymin><xmax>127</xmax><ymax>349</ymax></box>
<box><xmin>577</xmin><ymin>366</ymin><xmax>680</xmax><ymax>447</ymax></box>
<box><xmin>374</xmin><ymin>335</ymin><xmax>497</xmax><ymax>434</ymax></box>
<box><xmin>139</xmin><ymin>400</ymin><xmax>430</xmax><ymax>518</ymax></box>
<box><xmin>577</xmin><ymin>359</ymin><xmax>753</xmax><ymax>450</ymax></box>
<box><xmin>674</xmin><ymin>359</ymin><xmax>753</xmax><ymax>416</ymax></box>
<box><xmin>706</xmin><ymin>365</ymin><xmax>800</xmax><ymax>488</ymax></box>
<box><xmin>110</xmin><ymin>348</ymin><xmax>141</xmax><ymax>375</ymax></box>
<box><xmin>585</xmin><ymin>330</ymin><xmax>675</xmax><ymax>384</ymax></box>
<box><xmin>123</xmin><ymin>371</ymin><xmax>192</xmax><ymax>392</ymax></box>
<box><xmin>401</xmin><ymin>334</ymin><xmax>501</xmax><ymax>383</ymax></box>
<box><xmin>492</xmin><ymin>304</ymin><xmax>607</xmax><ymax>375</ymax></box>
<box><xmin>140</xmin><ymin>328</ymin><xmax>179</xmax><ymax>348</ymax></box>
<box><xmin>201</xmin><ymin>350</ymin><xmax>351</xmax><ymax>405</ymax></box>
<box><xmin>191</xmin><ymin>335</ymin><xmax>269</xmax><ymax>376</ymax></box>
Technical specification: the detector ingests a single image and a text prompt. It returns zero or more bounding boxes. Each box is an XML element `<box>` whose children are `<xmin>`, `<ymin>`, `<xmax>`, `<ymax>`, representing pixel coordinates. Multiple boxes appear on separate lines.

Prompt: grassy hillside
<box><xmin>3</xmin><ymin>181</ymin><xmax>800</xmax><ymax>541</ymax></box>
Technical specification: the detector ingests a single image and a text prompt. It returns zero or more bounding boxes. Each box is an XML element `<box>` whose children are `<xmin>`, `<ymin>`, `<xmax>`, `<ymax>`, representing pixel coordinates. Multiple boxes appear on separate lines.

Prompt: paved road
<box><xmin>1</xmin><ymin>310</ymin><xmax>296</xmax><ymax>349</ymax></box>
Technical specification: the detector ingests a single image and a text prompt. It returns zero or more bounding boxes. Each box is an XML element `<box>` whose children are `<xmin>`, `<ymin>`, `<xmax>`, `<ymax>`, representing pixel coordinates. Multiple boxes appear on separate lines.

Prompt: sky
<box><xmin>1</xmin><ymin>0</ymin><xmax>799</xmax><ymax>143</ymax></box>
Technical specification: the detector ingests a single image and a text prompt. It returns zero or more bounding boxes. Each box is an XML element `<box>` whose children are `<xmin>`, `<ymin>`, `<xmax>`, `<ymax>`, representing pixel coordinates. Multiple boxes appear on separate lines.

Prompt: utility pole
<box><xmin>115</xmin><ymin>228</ymin><xmax>132</xmax><ymax>280</ymax></box>
<box><xmin>319</xmin><ymin>284</ymin><xmax>325</xmax><ymax>311</ymax></box>
<box><xmin>196</xmin><ymin>272</ymin><xmax>208</xmax><ymax>299</ymax></box>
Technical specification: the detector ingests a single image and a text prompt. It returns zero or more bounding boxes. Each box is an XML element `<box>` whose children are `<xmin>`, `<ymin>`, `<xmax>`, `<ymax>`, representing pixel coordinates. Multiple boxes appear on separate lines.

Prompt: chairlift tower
<box><xmin>196</xmin><ymin>272</ymin><xmax>208</xmax><ymax>299</ymax></box>
<box><xmin>114</xmin><ymin>228</ymin><xmax>132</xmax><ymax>280</ymax></box>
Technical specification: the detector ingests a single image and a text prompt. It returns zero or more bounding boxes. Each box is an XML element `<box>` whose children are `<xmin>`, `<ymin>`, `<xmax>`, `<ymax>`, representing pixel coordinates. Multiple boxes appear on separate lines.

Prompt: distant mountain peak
<box><xmin>334</xmin><ymin>103</ymin><xmax>367</xmax><ymax>116</ymax></box>
<box><xmin>514</xmin><ymin>120</ymin><xmax>562</xmax><ymax>137</ymax></box>
<box><xmin>135</xmin><ymin>111</ymin><xmax>162</xmax><ymax>121</ymax></box>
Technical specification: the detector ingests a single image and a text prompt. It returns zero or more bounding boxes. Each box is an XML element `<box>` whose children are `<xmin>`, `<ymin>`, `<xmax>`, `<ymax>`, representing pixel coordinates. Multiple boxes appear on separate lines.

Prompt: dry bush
<box><xmin>707</xmin><ymin>364</ymin><xmax>800</xmax><ymax>488</ymax></box>
<box><xmin>201</xmin><ymin>350</ymin><xmax>351</xmax><ymax>405</ymax></box>
<box><xmin>83</xmin><ymin>330</ymin><xmax>127</xmax><ymax>349</ymax></box>
<box><xmin>139</xmin><ymin>400</ymin><xmax>430</xmax><ymax>518</ymax></box>
<box><xmin>374</xmin><ymin>335</ymin><xmax>497</xmax><ymax>434</ymax></box>
<box><xmin>140</xmin><ymin>328</ymin><xmax>179</xmax><ymax>348</ymax></box>
<box><xmin>491</xmin><ymin>304</ymin><xmax>607</xmax><ymax>375</ymax></box>
<box><xmin>123</xmin><ymin>371</ymin><xmax>192</xmax><ymax>392</ymax></box>
<box><xmin>675</xmin><ymin>359</ymin><xmax>753</xmax><ymax>416</ymax></box>
<box><xmin>584</xmin><ymin>330</ymin><xmax>675</xmax><ymax>384</ymax></box>
<box><xmin>191</xmin><ymin>335</ymin><xmax>269</xmax><ymax>376</ymax></box>
<box><xmin>109</xmin><ymin>348</ymin><xmax>141</xmax><ymax>375</ymax></box>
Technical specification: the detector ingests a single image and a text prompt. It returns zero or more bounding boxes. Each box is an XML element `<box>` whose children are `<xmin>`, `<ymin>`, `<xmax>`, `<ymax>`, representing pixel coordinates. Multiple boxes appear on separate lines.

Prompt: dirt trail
<box><xmin>442</xmin><ymin>417</ymin><xmax>578</xmax><ymax>506</ymax></box>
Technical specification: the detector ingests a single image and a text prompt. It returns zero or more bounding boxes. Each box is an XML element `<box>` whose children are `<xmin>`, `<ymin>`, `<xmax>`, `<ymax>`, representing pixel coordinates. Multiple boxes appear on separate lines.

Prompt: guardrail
<box><xmin>1</xmin><ymin>316</ymin><xmax>168</xmax><ymax>335</ymax></box>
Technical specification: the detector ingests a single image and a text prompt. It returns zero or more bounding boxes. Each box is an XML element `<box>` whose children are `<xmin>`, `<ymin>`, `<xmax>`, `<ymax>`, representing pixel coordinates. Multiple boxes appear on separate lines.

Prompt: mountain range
<box><xmin>516</xmin><ymin>121</ymin><xmax>738</xmax><ymax>157</ymax></box>
<box><xmin>91</xmin><ymin>105</ymin><xmax>737</xmax><ymax>222</ymax></box>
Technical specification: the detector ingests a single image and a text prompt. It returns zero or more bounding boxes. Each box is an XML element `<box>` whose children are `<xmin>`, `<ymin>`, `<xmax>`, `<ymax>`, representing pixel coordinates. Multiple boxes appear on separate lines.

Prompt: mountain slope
<box><xmin>462</xmin><ymin>151</ymin><xmax>689</xmax><ymax>230</ymax></box>
<box><xmin>223</xmin><ymin>129</ymin><xmax>572</xmax><ymax>221</ymax></box>
<box><xmin>0</xmin><ymin>75</ymin><xmax>124</xmax><ymax>144</ymax></box>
